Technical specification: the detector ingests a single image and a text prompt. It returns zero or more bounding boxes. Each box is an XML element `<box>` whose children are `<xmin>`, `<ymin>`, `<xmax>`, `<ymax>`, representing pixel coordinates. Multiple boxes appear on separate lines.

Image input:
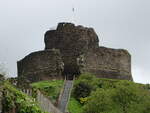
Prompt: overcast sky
<box><xmin>0</xmin><ymin>0</ymin><xmax>149</xmax><ymax>84</ymax></box>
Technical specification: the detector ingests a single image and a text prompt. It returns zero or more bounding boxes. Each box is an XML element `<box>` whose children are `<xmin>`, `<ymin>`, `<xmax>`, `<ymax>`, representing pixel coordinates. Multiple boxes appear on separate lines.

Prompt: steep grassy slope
<box><xmin>31</xmin><ymin>80</ymin><xmax>64</xmax><ymax>104</ymax></box>
<box><xmin>68</xmin><ymin>73</ymin><xmax>150</xmax><ymax>113</ymax></box>
<box><xmin>68</xmin><ymin>97</ymin><xmax>83</xmax><ymax>113</ymax></box>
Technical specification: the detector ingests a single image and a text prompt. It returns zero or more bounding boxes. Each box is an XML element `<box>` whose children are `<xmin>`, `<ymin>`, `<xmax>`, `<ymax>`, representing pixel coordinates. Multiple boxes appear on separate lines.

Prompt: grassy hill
<box><xmin>2</xmin><ymin>73</ymin><xmax>149</xmax><ymax>113</ymax></box>
<box><xmin>68</xmin><ymin>73</ymin><xmax>150</xmax><ymax>113</ymax></box>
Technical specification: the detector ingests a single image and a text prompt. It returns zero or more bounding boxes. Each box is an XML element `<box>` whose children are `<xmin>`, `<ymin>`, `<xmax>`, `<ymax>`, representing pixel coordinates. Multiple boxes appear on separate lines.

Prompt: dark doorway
<box><xmin>63</xmin><ymin>64</ymin><xmax>80</xmax><ymax>80</ymax></box>
<box><xmin>66</xmin><ymin>74</ymin><xmax>74</xmax><ymax>80</ymax></box>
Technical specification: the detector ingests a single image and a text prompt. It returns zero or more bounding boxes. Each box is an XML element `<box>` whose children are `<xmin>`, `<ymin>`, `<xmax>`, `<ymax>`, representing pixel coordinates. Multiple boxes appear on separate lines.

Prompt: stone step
<box><xmin>58</xmin><ymin>80</ymin><xmax>73</xmax><ymax>113</ymax></box>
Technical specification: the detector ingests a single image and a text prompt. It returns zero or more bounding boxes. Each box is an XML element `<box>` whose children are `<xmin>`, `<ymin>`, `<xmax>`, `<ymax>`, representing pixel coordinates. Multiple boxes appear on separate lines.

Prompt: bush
<box><xmin>83</xmin><ymin>81</ymin><xmax>150</xmax><ymax>113</ymax></box>
<box><xmin>77</xmin><ymin>73</ymin><xmax>96</xmax><ymax>81</ymax></box>
<box><xmin>73</xmin><ymin>82</ymin><xmax>92</xmax><ymax>101</ymax></box>
<box><xmin>112</xmin><ymin>81</ymin><xmax>141</xmax><ymax>113</ymax></box>
<box><xmin>113</xmin><ymin>81</ymin><xmax>150</xmax><ymax>113</ymax></box>
<box><xmin>70</xmin><ymin>73</ymin><xmax>150</xmax><ymax>113</ymax></box>
<box><xmin>2</xmin><ymin>82</ymin><xmax>46</xmax><ymax>113</ymax></box>
<box><xmin>83</xmin><ymin>89</ymin><xmax>116</xmax><ymax>113</ymax></box>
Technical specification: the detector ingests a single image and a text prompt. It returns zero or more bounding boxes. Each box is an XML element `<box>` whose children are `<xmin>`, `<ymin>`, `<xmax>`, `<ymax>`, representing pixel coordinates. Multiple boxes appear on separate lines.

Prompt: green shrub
<box><xmin>83</xmin><ymin>88</ymin><xmax>117</xmax><ymax>113</ymax></box>
<box><xmin>112</xmin><ymin>81</ymin><xmax>150</xmax><ymax>113</ymax></box>
<box><xmin>73</xmin><ymin>82</ymin><xmax>92</xmax><ymax>101</ymax></box>
<box><xmin>83</xmin><ymin>80</ymin><xmax>150</xmax><ymax>113</ymax></box>
<box><xmin>77</xmin><ymin>73</ymin><xmax>96</xmax><ymax>81</ymax></box>
<box><xmin>3</xmin><ymin>82</ymin><xmax>46</xmax><ymax>113</ymax></box>
<box><xmin>70</xmin><ymin>73</ymin><xmax>150</xmax><ymax>113</ymax></box>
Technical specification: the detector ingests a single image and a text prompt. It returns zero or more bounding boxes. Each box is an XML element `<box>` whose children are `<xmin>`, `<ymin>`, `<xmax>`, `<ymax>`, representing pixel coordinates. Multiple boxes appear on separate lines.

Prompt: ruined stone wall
<box><xmin>17</xmin><ymin>22</ymin><xmax>133</xmax><ymax>81</ymax></box>
<box><xmin>17</xmin><ymin>49</ymin><xmax>64</xmax><ymax>82</ymax></box>
<box><xmin>44</xmin><ymin>23</ymin><xmax>132</xmax><ymax>80</ymax></box>
<box><xmin>45</xmin><ymin>23</ymin><xmax>99</xmax><ymax>52</ymax></box>
<box><xmin>83</xmin><ymin>47</ymin><xmax>132</xmax><ymax>80</ymax></box>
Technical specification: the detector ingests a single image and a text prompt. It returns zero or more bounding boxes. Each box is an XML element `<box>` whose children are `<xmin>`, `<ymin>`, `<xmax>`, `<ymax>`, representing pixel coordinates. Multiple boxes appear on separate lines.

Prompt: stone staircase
<box><xmin>58</xmin><ymin>80</ymin><xmax>74</xmax><ymax>113</ymax></box>
<box><xmin>19</xmin><ymin>79</ymin><xmax>74</xmax><ymax>113</ymax></box>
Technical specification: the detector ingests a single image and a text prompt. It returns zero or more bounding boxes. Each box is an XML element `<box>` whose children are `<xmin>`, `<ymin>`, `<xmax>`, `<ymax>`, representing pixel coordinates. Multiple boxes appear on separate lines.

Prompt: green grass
<box><xmin>68</xmin><ymin>73</ymin><xmax>150</xmax><ymax>113</ymax></box>
<box><xmin>68</xmin><ymin>97</ymin><xmax>83</xmax><ymax>113</ymax></box>
<box><xmin>31</xmin><ymin>80</ymin><xmax>64</xmax><ymax>103</ymax></box>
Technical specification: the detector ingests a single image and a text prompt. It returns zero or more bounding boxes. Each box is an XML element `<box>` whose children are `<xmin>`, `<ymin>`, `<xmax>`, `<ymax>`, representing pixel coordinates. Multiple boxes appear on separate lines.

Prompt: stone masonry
<box><xmin>17</xmin><ymin>49</ymin><xmax>64</xmax><ymax>82</ymax></box>
<box><xmin>44</xmin><ymin>23</ymin><xmax>132</xmax><ymax>80</ymax></box>
<box><xmin>17</xmin><ymin>22</ymin><xmax>133</xmax><ymax>82</ymax></box>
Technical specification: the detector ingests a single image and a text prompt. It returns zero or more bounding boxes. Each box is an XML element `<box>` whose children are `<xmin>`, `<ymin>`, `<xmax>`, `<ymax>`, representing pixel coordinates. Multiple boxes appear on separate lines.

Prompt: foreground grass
<box><xmin>68</xmin><ymin>97</ymin><xmax>83</xmax><ymax>113</ymax></box>
<box><xmin>31</xmin><ymin>80</ymin><xmax>64</xmax><ymax>103</ymax></box>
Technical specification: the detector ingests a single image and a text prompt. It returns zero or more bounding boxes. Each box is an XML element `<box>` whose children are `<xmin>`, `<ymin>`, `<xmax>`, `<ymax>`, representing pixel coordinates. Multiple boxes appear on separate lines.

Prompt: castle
<box><xmin>17</xmin><ymin>23</ymin><xmax>132</xmax><ymax>82</ymax></box>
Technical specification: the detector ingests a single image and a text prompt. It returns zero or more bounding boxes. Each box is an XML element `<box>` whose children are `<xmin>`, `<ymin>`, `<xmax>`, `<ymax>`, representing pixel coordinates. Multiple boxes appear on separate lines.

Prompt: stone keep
<box><xmin>45</xmin><ymin>23</ymin><xmax>132</xmax><ymax>80</ymax></box>
<box><xmin>17</xmin><ymin>22</ymin><xmax>133</xmax><ymax>82</ymax></box>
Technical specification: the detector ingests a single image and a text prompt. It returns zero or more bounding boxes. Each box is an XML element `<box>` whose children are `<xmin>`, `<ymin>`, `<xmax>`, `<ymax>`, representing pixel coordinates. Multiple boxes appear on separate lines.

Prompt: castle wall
<box><xmin>83</xmin><ymin>47</ymin><xmax>132</xmax><ymax>80</ymax></box>
<box><xmin>17</xmin><ymin>22</ymin><xmax>133</xmax><ymax>81</ymax></box>
<box><xmin>44</xmin><ymin>23</ymin><xmax>132</xmax><ymax>80</ymax></box>
<box><xmin>17</xmin><ymin>49</ymin><xmax>64</xmax><ymax>82</ymax></box>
